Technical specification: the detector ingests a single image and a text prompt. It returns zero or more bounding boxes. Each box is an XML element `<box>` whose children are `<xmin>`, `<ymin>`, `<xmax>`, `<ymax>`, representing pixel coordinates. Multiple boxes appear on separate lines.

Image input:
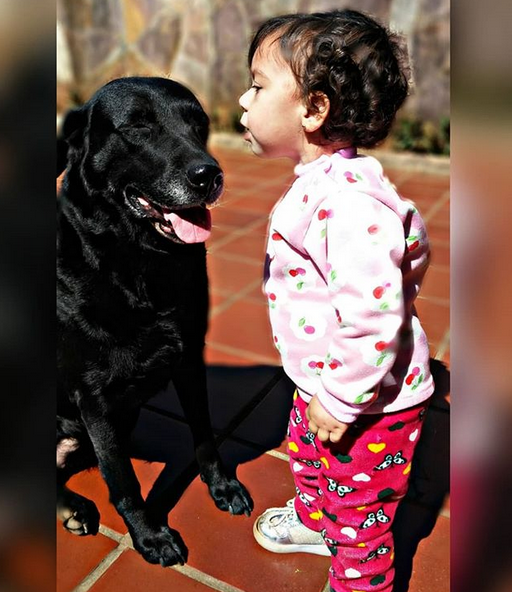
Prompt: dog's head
<box><xmin>59</xmin><ymin>77</ymin><xmax>224</xmax><ymax>244</ymax></box>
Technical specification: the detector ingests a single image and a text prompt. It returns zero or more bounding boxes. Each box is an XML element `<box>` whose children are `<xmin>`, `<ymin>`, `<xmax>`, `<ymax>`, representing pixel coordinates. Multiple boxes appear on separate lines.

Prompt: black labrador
<box><xmin>57</xmin><ymin>77</ymin><xmax>253</xmax><ymax>566</ymax></box>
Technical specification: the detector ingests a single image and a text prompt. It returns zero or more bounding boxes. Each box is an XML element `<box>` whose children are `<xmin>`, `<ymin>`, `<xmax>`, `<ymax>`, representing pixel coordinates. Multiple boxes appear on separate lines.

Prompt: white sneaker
<box><xmin>253</xmin><ymin>499</ymin><xmax>330</xmax><ymax>556</ymax></box>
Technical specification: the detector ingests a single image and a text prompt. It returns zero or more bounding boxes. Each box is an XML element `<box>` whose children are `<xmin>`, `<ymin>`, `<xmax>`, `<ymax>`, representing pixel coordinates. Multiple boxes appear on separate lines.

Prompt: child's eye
<box><xmin>251</xmin><ymin>84</ymin><xmax>262</xmax><ymax>93</ymax></box>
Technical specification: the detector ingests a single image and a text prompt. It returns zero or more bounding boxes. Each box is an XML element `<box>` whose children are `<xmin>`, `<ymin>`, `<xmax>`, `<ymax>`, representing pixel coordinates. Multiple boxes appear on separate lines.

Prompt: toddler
<box><xmin>238</xmin><ymin>9</ymin><xmax>434</xmax><ymax>592</ymax></box>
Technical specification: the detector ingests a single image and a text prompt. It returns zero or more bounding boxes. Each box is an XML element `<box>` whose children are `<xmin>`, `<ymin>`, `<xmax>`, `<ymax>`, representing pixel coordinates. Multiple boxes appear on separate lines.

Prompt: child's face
<box><xmin>239</xmin><ymin>37</ymin><xmax>306</xmax><ymax>161</ymax></box>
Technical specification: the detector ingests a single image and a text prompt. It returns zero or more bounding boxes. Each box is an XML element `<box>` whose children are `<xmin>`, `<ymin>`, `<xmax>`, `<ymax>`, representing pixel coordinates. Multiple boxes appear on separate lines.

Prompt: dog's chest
<box><xmin>115</xmin><ymin>250</ymin><xmax>208</xmax><ymax>351</ymax></box>
<box><xmin>58</xmin><ymin>230</ymin><xmax>210</xmax><ymax>391</ymax></box>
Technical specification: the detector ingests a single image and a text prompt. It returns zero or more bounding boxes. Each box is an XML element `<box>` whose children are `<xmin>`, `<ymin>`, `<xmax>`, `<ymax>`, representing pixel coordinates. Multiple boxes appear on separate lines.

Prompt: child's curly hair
<box><xmin>248</xmin><ymin>10</ymin><xmax>410</xmax><ymax>149</ymax></box>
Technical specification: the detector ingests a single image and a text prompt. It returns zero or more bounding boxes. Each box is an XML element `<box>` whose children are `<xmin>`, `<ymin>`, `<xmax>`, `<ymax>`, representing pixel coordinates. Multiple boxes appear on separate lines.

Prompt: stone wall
<box><xmin>57</xmin><ymin>0</ymin><xmax>449</xmax><ymax>125</ymax></box>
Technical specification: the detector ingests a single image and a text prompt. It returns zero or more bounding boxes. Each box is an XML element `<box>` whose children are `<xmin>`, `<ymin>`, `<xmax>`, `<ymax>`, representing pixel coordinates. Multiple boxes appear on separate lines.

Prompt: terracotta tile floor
<box><xmin>57</xmin><ymin>146</ymin><xmax>450</xmax><ymax>591</ymax></box>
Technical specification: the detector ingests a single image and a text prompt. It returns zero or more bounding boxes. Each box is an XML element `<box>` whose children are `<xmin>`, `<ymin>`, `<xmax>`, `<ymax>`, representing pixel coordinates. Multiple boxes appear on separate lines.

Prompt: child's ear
<box><xmin>301</xmin><ymin>92</ymin><xmax>330</xmax><ymax>133</ymax></box>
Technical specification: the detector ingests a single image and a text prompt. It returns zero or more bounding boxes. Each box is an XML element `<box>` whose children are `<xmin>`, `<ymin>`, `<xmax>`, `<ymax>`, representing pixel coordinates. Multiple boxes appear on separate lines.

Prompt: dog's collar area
<box><xmin>123</xmin><ymin>187</ymin><xmax>212</xmax><ymax>244</ymax></box>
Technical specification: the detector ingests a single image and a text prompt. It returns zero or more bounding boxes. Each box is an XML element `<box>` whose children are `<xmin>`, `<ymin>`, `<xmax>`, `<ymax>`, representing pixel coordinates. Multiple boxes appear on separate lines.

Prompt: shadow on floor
<box><xmin>130</xmin><ymin>360</ymin><xmax>449</xmax><ymax>592</ymax></box>
<box><xmin>130</xmin><ymin>364</ymin><xmax>295</xmax><ymax>514</ymax></box>
<box><xmin>392</xmin><ymin>359</ymin><xmax>450</xmax><ymax>592</ymax></box>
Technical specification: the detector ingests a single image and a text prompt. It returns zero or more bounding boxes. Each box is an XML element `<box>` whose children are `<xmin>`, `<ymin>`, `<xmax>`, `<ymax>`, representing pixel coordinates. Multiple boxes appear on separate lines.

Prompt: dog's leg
<box><xmin>75</xmin><ymin>391</ymin><xmax>188</xmax><ymax>566</ymax></box>
<box><xmin>57</xmin><ymin>482</ymin><xmax>101</xmax><ymax>536</ymax></box>
<box><xmin>171</xmin><ymin>362</ymin><xmax>254</xmax><ymax>516</ymax></box>
<box><xmin>57</xmin><ymin>437</ymin><xmax>101</xmax><ymax>536</ymax></box>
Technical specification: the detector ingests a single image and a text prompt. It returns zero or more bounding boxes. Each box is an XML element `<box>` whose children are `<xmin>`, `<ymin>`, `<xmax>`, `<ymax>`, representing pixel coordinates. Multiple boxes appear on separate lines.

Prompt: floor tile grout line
<box><xmin>206</xmin><ymin>341</ymin><xmax>279</xmax><ymax>366</ymax></box>
<box><xmin>217</xmin><ymin>201</ymin><xmax>278</xmax><ymax>218</ymax></box>
<box><xmin>101</xmin><ymin>529</ymin><xmax>250</xmax><ymax>592</ymax></box>
<box><xmin>78</xmin><ymin>427</ymin><xmax>445</xmax><ymax>573</ymax></box>
<box><xmin>212</xmin><ymin>368</ymin><xmax>287</xmax><ymax>447</ymax></box>
<box><xmin>98</xmin><ymin>523</ymin><xmax>125</xmax><ymax>543</ymax></box>
<box><xmin>265</xmin><ymin>449</ymin><xmax>289</xmax><ymax>462</ymax></box>
<box><xmin>210</xmin><ymin>250</ymin><xmax>263</xmax><ymax>266</ymax></box>
<box><xmin>210</xmin><ymin>210</ymin><xmax>268</xmax><ymax>230</ymax></box>
<box><xmin>427</xmin><ymin>218</ymin><xmax>450</xmax><ymax>230</ymax></box>
<box><xmin>440</xmin><ymin>507</ymin><xmax>450</xmax><ymax>519</ymax></box>
<box><xmin>210</xmin><ymin>286</ymin><xmax>263</xmax><ymax>299</ymax></box>
<box><xmin>220</xmin><ymin>187</ymin><xmax>290</xmax><ymax>208</ymax></box>
<box><xmin>208</xmin><ymin>215</ymin><xmax>269</xmax><ymax>251</ymax></box>
<box><xmin>96</xmin><ymin>527</ymin><xmax>255</xmax><ymax>592</ymax></box>
<box><xmin>145</xmin><ymin>368</ymin><xmax>289</xmax><ymax>514</ymax></box>
<box><xmin>141</xmin><ymin>402</ymin><xmax>282</xmax><ymax>455</ymax></box>
<box><xmin>417</xmin><ymin>294</ymin><xmax>449</xmax><ymax>307</ymax></box>
<box><xmin>429</xmin><ymin>237</ymin><xmax>450</xmax><ymax>247</ymax></box>
<box><xmin>429</xmin><ymin>262</ymin><xmax>449</xmax><ymax>273</ymax></box>
<box><xmin>238</xmin><ymin>295</ymin><xmax>268</xmax><ymax>307</ymax></box>
<box><xmin>434</xmin><ymin>329</ymin><xmax>450</xmax><ymax>361</ymax></box>
<box><xmin>222</xmin><ymin>175</ymin><xmax>294</xmax><ymax>196</ymax></box>
<box><xmin>209</xmin><ymin>277</ymin><xmax>267</xmax><ymax>318</ymax></box>
<box><xmin>71</xmin><ymin>544</ymin><xmax>127</xmax><ymax>592</ymax></box>
<box><xmin>91</xmin><ymin>446</ymin><xmax>447</xmax><ymax>591</ymax></box>
<box><xmin>423</xmin><ymin>190</ymin><xmax>450</xmax><ymax>224</ymax></box>
<box><xmin>391</xmin><ymin>170</ymin><xmax>413</xmax><ymax>187</ymax></box>
<box><xmin>172</xmin><ymin>565</ymin><xmax>248</xmax><ymax>592</ymax></box>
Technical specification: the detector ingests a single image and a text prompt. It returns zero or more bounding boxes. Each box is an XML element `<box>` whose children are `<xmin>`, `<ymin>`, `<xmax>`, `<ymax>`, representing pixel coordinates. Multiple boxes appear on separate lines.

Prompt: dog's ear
<box><xmin>57</xmin><ymin>134</ymin><xmax>69</xmax><ymax>177</ymax></box>
<box><xmin>57</xmin><ymin>107</ymin><xmax>88</xmax><ymax>176</ymax></box>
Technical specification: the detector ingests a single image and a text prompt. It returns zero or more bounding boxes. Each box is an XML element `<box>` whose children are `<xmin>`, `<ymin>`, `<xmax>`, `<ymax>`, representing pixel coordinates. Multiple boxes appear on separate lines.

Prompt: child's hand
<box><xmin>306</xmin><ymin>395</ymin><xmax>350</xmax><ymax>443</ymax></box>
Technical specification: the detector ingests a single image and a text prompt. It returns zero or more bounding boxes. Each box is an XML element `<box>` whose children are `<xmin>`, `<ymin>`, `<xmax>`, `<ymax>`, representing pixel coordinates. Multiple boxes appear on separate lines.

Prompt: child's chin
<box><xmin>251</xmin><ymin>142</ymin><xmax>278</xmax><ymax>160</ymax></box>
<box><xmin>247</xmin><ymin>139</ymin><xmax>264</xmax><ymax>156</ymax></box>
<box><xmin>245</xmin><ymin>137</ymin><xmax>279</xmax><ymax>159</ymax></box>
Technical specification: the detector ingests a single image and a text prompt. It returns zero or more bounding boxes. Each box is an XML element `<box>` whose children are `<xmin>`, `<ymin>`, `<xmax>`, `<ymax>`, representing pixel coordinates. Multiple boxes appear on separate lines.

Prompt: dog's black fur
<box><xmin>57</xmin><ymin>77</ymin><xmax>253</xmax><ymax>566</ymax></box>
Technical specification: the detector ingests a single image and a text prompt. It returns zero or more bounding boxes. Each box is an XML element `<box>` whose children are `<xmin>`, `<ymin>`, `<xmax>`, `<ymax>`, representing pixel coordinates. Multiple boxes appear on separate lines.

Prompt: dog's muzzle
<box><xmin>186</xmin><ymin>164</ymin><xmax>223</xmax><ymax>204</ymax></box>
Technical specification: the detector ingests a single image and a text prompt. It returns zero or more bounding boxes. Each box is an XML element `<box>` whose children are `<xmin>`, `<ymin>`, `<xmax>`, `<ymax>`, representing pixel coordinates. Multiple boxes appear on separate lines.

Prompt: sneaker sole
<box><xmin>253</xmin><ymin>521</ymin><xmax>331</xmax><ymax>557</ymax></box>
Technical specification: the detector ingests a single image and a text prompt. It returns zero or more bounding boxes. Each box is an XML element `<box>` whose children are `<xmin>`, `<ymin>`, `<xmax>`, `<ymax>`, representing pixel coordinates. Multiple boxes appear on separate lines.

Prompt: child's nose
<box><xmin>239</xmin><ymin>89</ymin><xmax>250</xmax><ymax>111</ymax></box>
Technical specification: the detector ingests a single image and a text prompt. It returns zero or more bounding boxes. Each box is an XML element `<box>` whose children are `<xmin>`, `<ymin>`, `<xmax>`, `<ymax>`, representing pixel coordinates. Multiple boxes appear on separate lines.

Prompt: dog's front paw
<box><xmin>58</xmin><ymin>492</ymin><xmax>100</xmax><ymax>536</ymax></box>
<box><xmin>133</xmin><ymin>525</ymin><xmax>188</xmax><ymax>567</ymax></box>
<box><xmin>209</xmin><ymin>478</ymin><xmax>254</xmax><ymax>517</ymax></box>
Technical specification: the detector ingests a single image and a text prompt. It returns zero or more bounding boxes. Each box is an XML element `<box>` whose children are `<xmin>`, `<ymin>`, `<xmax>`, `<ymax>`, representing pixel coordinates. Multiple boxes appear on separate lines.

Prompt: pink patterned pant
<box><xmin>288</xmin><ymin>392</ymin><xmax>428</xmax><ymax>592</ymax></box>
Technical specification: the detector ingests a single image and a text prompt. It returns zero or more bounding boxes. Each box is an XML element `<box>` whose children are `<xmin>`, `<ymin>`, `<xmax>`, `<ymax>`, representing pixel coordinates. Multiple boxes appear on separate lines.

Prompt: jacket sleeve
<box><xmin>305</xmin><ymin>190</ymin><xmax>406</xmax><ymax>423</ymax></box>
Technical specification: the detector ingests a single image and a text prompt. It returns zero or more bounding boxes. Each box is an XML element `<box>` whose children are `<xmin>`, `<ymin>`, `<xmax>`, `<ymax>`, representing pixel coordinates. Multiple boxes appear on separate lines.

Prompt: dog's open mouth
<box><xmin>124</xmin><ymin>189</ymin><xmax>212</xmax><ymax>244</ymax></box>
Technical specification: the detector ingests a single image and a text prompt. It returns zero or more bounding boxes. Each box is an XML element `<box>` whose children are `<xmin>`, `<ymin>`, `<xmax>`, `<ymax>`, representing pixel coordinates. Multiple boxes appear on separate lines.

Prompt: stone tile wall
<box><xmin>57</xmin><ymin>0</ymin><xmax>449</xmax><ymax>125</ymax></box>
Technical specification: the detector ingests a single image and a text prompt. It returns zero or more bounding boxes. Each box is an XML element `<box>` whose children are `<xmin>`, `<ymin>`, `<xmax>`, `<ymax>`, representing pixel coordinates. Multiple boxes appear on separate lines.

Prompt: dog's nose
<box><xmin>186</xmin><ymin>164</ymin><xmax>223</xmax><ymax>198</ymax></box>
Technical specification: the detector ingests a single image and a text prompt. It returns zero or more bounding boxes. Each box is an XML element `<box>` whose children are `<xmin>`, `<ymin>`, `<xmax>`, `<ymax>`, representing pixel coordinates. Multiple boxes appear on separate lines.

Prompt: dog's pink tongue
<box><xmin>164</xmin><ymin>208</ymin><xmax>212</xmax><ymax>243</ymax></box>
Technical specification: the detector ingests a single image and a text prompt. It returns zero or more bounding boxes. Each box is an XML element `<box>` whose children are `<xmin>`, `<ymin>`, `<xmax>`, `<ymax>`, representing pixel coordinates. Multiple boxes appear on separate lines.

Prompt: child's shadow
<box><xmin>131</xmin><ymin>359</ymin><xmax>449</xmax><ymax>592</ymax></box>
<box><xmin>392</xmin><ymin>358</ymin><xmax>450</xmax><ymax>592</ymax></box>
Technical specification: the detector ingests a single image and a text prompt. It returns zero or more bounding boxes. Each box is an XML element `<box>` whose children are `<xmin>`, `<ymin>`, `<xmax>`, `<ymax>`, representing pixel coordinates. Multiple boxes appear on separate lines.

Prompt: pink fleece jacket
<box><xmin>264</xmin><ymin>148</ymin><xmax>434</xmax><ymax>423</ymax></box>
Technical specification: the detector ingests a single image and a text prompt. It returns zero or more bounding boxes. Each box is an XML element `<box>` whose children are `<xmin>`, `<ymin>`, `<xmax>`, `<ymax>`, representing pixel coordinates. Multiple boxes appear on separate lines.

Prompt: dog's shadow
<box><xmin>131</xmin><ymin>360</ymin><xmax>450</xmax><ymax>588</ymax></box>
<box><xmin>130</xmin><ymin>364</ymin><xmax>295</xmax><ymax>515</ymax></box>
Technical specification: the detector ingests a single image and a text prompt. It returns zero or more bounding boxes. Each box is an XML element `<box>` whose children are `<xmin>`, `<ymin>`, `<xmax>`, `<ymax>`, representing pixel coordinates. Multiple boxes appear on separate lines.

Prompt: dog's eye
<box><xmin>119</xmin><ymin>124</ymin><xmax>152</xmax><ymax>139</ymax></box>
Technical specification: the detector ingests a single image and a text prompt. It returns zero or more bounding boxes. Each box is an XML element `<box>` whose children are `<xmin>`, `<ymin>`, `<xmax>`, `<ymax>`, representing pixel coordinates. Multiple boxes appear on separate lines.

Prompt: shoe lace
<box><xmin>268</xmin><ymin>500</ymin><xmax>299</xmax><ymax>535</ymax></box>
